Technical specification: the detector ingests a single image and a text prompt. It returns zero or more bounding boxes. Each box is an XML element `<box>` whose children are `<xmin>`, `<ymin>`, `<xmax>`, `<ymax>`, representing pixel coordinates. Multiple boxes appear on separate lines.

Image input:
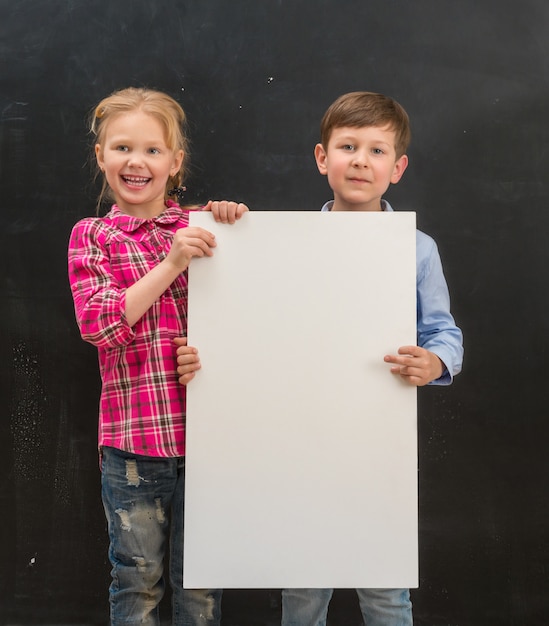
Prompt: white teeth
<box><xmin>123</xmin><ymin>176</ymin><xmax>150</xmax><ymax>186</ymax></box>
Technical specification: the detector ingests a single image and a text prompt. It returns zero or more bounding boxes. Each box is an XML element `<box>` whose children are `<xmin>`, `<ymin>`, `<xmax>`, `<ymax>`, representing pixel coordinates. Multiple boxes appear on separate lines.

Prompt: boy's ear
<box><xmin>314</xmin><ymin>143</ymin><xmax>328</xmax><ymax>175</ymax></box>
<box><xmin>390</xmin><ymin>154</ymin><xmax>409</xmax><ymax>184</ymax></box>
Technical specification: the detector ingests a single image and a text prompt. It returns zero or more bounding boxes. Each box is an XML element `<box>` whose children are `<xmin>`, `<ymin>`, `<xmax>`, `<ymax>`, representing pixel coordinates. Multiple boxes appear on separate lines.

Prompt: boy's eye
<box><xmin>342</xmin><ymin>144</ymin><xmax>355</xmax><ymax>151</ymax></box>
<box><xmin>372</xmin><ymin>148</ymin><xmax>384</xmax><ymax>155</ymax></box>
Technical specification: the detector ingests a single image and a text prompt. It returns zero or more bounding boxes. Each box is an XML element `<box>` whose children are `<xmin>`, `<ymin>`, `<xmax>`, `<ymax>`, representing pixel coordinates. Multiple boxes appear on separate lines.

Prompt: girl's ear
<box><xmin>314</xmin><ymin>143</ymin><xmax>328</xmax><ymax>175</ymax></box>
<box><xmin>95</xmin><ymin>144</ymin><xmax>104</xmax><ymax>170</ymax></box>
<box><xmin>390</xmin><ymin>154</ymin><xmax>408</xmax><ymax>184</ymax></box>
<box><xmin>171</xmin><ymin>149</ymin><xmax>184</xmax><ymax>177</ymax></box>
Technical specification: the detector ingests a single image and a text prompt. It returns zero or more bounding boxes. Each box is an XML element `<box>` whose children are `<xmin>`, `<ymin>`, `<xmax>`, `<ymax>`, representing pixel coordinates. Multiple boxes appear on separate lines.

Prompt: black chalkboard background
<box><xmin>2</xmin><ymin>1</ymin><xmax>549</xmax><ymax>624</ymax></box>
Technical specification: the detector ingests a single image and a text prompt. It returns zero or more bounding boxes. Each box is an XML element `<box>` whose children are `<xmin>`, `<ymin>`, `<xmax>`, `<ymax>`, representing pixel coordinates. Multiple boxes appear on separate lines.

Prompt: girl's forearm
<box><xmin>124</xmin><ymin>258</ymin><xmax>184</xmax><ymax>327</ymax></box>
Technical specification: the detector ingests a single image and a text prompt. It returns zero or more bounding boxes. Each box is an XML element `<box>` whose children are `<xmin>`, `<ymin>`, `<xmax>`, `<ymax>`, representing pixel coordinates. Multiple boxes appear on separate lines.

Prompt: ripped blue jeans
<box><xmin>101</xmin><ymin>446</ymin><xmax>222</xmax><ymax>626</ymax></box>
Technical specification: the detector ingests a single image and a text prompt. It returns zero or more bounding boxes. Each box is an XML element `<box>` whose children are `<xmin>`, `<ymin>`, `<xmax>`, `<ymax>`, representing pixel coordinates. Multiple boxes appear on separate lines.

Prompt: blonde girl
<box><xmin>68</xmin><ymin>87</ymin><xmax>246</xmax><ymax>626</ymax></box>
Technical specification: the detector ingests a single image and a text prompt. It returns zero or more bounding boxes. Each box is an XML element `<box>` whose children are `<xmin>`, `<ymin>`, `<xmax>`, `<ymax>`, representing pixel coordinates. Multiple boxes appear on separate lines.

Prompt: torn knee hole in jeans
<box><xmin>115</xmin><ymin>498</ymin><xmax>166</xmax><ymax>533</ymax></box>
<box><xmin>125</xmin><ymin>460</ymin><xmax>141</xmax><ymax>487</ymax></box>
<box><xmin>132</xmin><ymin>555</ymin><xmax>147</xmax><ymax>572</ymax></box>
<box><xmin>199</xmin><ymin>592</ymin><xmax>217</xmax><ymax>621</ymax></box>
<box><xmin>115</xmin><ymin>508</ymin><xmax>131</xmax><ymax>531</ymax></box>
<box><xmin>155</xmin><ymin>498</ymin><xmax>166</xmax><ymax>524</ymax></box>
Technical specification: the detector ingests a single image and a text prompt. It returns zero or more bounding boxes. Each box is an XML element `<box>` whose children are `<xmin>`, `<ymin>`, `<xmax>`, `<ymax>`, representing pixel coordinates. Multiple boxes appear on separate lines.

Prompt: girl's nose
<box><xmin>128</xmin><ymin>154</ymin><xmax>145</xmax><ymax>168</ymax></box>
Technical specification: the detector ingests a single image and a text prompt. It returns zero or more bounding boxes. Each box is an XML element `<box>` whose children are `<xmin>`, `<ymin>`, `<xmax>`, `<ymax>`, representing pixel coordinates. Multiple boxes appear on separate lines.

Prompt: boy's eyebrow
<box><xmin>334</xmin><ymin>133</ymin><xmax>393</xmax><ymax>147</ymax></box>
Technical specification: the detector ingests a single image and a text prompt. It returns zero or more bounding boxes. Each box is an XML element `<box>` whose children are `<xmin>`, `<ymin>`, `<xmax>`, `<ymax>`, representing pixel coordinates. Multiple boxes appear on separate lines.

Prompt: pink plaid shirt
<box><xmin>68</xmin><ymin>201</ymin><xmax>190</xmax><ymax>457</ymax></box>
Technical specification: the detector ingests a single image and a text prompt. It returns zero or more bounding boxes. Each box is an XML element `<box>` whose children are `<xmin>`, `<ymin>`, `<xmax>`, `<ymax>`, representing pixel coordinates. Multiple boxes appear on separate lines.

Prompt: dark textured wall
<box><xmin>2</xmin><ymin>1</ymin><xmax>549</xmax><ymax>624</ymax></box>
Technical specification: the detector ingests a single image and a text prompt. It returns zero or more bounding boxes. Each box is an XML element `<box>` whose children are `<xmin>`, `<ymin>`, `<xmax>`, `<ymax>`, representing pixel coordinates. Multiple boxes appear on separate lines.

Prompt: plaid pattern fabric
<box><xmin>68</xmin><ymin>201</ymin><xmax>190</xmax><ymax>457</ymax></box>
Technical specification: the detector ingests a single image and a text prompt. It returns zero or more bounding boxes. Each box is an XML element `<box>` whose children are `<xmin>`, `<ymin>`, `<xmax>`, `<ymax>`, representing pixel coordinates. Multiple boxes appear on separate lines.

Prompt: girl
<box><xmin>68</xmin><ymin>87</ymin><xmax>247</xmax><ymax>626</ymax></box>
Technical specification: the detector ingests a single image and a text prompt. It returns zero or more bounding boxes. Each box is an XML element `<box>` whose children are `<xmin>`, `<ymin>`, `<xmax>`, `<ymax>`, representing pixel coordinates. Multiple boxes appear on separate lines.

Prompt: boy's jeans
<box><xmin>101</xmin><ymin>446</ymin><xmax>222</xmax><ymax>626</ymax></box>
<box><xmin>281</xmin><ymin>588</ymin><xmax>412</xmax><ymax>626</ymax></box>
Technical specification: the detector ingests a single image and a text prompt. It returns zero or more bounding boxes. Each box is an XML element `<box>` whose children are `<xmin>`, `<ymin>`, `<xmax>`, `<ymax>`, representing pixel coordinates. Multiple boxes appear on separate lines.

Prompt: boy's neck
<box><xmin>331</xmin><ymin>198</ymin><xmax>384</xmax><ymax>212</ymax></box>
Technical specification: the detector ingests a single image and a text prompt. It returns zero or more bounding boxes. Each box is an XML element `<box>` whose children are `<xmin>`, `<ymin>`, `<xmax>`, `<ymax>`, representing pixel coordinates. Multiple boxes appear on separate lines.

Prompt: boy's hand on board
<box><xmin>203</xmin><ymin>200</ymin><xmax>249</xmax><ymax>224</ymax></box>
<box><xmin>384</xmin><ymin>345</ymin><xmax>444</xmax><ymax>387</ymax></box>
<box><xmin>174</xmin><ymin>337</ymin><xmax>201</xmax><ymax>385</ymax></box>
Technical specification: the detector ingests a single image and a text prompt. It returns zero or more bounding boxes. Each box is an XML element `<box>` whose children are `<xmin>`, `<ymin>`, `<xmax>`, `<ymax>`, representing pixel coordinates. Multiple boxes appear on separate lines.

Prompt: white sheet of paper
<box><xmin>184</xmin><ymin>210</ymin><xmax>418</xmax><ymax>588</ymax></box>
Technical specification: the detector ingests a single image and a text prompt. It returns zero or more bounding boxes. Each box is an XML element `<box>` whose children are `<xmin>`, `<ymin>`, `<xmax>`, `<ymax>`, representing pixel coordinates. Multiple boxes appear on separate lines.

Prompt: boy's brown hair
<box><xmin>320</xmin><ymin>91</ymin><xmax>411</xmax><ymax>158</ymax></box>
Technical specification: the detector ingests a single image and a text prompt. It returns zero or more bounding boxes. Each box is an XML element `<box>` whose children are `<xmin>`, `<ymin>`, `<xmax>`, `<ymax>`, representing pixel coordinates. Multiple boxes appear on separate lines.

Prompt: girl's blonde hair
<box><xmin>90</xmin><ymin>87</ymin><xmax>189</xmax><ymax>210</ymax></box>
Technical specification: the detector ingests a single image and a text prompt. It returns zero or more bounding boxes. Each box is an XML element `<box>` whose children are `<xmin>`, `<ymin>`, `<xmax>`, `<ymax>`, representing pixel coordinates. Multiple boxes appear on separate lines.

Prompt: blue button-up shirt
<box><xmin>321</xmin><ymin>199</ymin><xmax>463</xmax><ymax>385</ymax></box>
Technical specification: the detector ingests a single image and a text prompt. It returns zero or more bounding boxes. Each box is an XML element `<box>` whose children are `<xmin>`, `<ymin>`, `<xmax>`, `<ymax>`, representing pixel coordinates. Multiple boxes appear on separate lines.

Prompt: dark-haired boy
<box><xmin>281</xmin><ymin>92</ymin><xmax>463</xmax><ymax>626</ymax></box>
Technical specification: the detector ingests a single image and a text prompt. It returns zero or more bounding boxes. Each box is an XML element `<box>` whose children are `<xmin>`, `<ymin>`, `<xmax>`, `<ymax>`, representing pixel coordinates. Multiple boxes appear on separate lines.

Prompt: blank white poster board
<box><xmin>184</xmin><ymin>210</ymin><xmax>418</xmax><ymax>589</ymax></box>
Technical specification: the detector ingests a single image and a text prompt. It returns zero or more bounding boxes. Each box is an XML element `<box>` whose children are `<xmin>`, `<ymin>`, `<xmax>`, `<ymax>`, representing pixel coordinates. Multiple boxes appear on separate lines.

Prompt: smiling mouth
<box><xmin>122</xmin><ymin>175</ymin><xmax>151</xmax><ymax>187</ymax></box>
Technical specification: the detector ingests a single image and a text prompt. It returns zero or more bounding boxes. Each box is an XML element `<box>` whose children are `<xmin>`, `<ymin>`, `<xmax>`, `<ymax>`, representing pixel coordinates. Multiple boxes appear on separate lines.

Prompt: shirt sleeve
<box><xmin>416</xmin><ymin>232</ymin><xmax>464</xmax><ymax>385</ymax></box>
<box><xmin>68</xmin><ymin>219</ymin><xmax>136</xmax><ymax>348</ymax></box>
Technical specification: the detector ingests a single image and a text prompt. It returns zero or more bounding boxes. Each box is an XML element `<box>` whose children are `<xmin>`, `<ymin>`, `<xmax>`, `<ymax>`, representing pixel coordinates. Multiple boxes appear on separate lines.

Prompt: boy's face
<box><xmin>314</xmin><ymin>125</ymin><xmax>408</xmax><ymax>211</ymax></box>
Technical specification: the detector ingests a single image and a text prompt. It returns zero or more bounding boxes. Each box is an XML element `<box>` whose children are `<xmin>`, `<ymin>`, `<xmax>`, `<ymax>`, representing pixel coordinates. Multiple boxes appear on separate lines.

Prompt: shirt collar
<box><xmin>321</xmin><ymin>199</ymin><xmax>393</xmax><ymax>212</ymax></box>
<box><xmin>106</xmin><ymin>200</ymin><xmax>185</xmax><ymax>233</ymax></box>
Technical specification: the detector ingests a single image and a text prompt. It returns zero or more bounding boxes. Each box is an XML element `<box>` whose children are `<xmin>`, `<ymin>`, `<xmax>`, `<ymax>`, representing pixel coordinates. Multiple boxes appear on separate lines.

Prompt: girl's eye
<box><xmin>116</xmin><ymin>145</ymin><xmax>129</xmax><ymax>152</ymax></box>
<box><xmin>148</xmin><ymin>148</ymin><xmax>160</xmax><ymax>155</ymax></box>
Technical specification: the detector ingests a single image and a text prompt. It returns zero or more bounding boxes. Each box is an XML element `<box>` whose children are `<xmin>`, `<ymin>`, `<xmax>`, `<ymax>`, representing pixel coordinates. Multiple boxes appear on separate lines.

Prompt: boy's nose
<box><xmin>351</xmin><ymin>151</ymin><xmax>369</xmax><ymax>167</ymax></box>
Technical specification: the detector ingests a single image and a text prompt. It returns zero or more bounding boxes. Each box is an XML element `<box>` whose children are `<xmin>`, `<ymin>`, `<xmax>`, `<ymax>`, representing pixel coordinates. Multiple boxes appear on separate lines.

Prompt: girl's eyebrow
<box><xmin>106</xmin><ymin>136</ymin><xmax>168</xmax><ymax>148</ymax></box>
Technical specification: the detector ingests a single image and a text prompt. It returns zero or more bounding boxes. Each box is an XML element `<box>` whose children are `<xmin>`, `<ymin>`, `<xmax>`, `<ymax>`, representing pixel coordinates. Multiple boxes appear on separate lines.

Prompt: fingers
<box><xmin>390</xmin><ymin>368</ymin><xmax>429</xmax><ymax>386</ymax></box>
<box><xmin>178</xmin><ymin>369</ymin><xmax>199</xmax><ymax>385</ymax></box>
<box><xmin>208</xmin><ymin>200</ymin><xmax>249</xmax><ymax>224</ymax></box>
<box><xmin>180</xmin><ymin>226</ymin><xmax>217</xmax><ymax>254</ymax></box>
<box><xmin>175</xmin><ymin>339</ymin><xmax>201</xmax><ymax>385</ymax></box>
<box><xmin>390</xmin><ymin>366</ymin><xmax>429</xmax><ymax>387</ymax></box>
<box><xmin>384</xmin><ymin>349</ymin><xmax>417</xmax><ymax>365</ymax></box>
<box><xmin>397</xmin><ymin>345</ymin><xmax>421</xmax><ymax>357</ymax></box>
<box><xmin>384</xmin><ymin>346</ymin><xmax>434</xmax><ymax>387</ymax></box>
<box><xmin>175</xmin><ymin>338</ymin><xmax>198</xmax><ymax>360</ymax></box>
<box><xmin>173</xmin><ymin>336</ymin><xmax>188</xmax><ymax>348</ymax></box>
<box><xmin>169</xmin><ymin>227</ymin><xmax>216</xmax><ymax>270</ymax></box>
<box><xmin>178</xmin><ymin>369</ymin><xmax>199</xmax><ymax>386</ymax></box>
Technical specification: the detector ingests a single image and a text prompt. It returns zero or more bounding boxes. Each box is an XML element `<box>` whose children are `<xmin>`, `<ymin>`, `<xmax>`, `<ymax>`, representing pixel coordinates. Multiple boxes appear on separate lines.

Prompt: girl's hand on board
<box><xmin>384</xmin><ymin>345</ymin><xmax>444</xmax><ymax>387</ymax></box>
<box><xmin>174</xmin><ymin>337</ymin><xmax>201</xmax><ymax>385</ymax></box>
<box><xmin>203</xmin><ymin>200</ymin><xmax>249</xmax><ymax>224</ymax></box>
<box><xmin>166</xmin><ymin>226</ymin><xmax>216</xmax><ymax>272</ymax></box>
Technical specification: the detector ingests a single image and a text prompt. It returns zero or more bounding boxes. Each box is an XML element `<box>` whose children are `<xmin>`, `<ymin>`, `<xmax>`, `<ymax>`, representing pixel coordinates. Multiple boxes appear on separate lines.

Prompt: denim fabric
<box><xmin>281</xmin><ymin>588</ymin><xmax>412</xmax><ymax>626</ymax></box>
<box><xmin>101</xmin><ymin>446</ymin><xmax>222</xmax><ymax>626</ymax></box>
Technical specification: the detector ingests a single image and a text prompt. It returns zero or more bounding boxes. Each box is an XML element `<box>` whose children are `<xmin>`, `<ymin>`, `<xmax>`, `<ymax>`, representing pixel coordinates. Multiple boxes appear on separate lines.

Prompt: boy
<box><xmin>176</xmin><ymin>91</ymin><xmax>463</xmax><ymax>625</ymax></box>
<box><xmin>280</xmin><ymin>92</ymin><xmax>463</xmax><ymax>625</ymax></box>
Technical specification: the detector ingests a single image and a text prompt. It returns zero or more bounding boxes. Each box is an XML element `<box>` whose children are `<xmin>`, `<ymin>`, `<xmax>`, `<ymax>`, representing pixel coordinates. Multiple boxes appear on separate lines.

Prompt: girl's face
<box><xmin>95</xmin><ymin>110</ymin><xmax>183</xmax><ymax>218</ymax></box>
